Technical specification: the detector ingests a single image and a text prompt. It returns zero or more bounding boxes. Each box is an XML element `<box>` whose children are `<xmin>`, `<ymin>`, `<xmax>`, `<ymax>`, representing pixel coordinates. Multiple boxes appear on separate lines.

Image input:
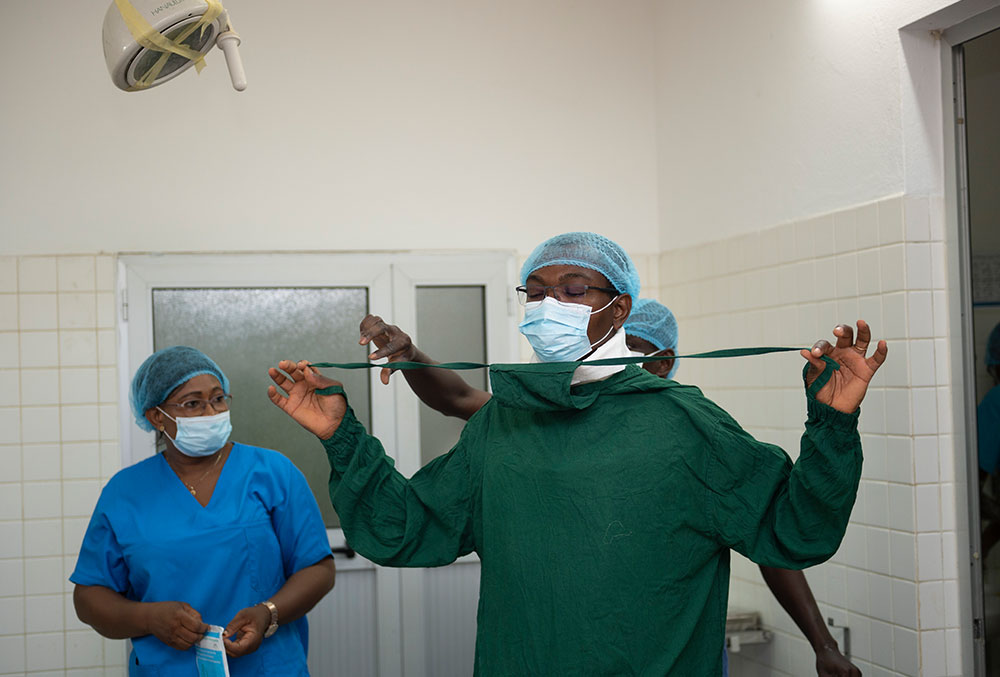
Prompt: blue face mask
<box><xmin>519</xmin><ymin>295</ymin><xmax>618</xmax><ymax>363</ymax></box>
<box><xmin>157</xmin><ymin>409</ymin><xmax>232</xmax><ymax>457</ymax></box>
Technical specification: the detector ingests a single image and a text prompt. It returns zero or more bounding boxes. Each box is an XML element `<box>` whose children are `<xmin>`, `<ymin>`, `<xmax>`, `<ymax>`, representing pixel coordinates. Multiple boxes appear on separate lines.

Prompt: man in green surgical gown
<box><xmin>268</xmin><ymin>232</ymin><xmax>887</xmax><ymax>676</ymax></box>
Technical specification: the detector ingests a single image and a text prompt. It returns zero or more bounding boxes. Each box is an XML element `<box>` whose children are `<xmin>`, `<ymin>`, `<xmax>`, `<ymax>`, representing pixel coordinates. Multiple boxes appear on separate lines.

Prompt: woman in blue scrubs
<box><xmin>71</xmin><ymin>346</ymin><xmax>335</xmax><ymax>676</ymax></box>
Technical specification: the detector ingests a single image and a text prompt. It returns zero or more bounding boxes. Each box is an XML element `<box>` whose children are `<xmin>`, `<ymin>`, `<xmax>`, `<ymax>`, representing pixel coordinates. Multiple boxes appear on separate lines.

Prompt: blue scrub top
<box><xmin>980</xmin><ymin>385</ymin><xmax>1000</xmax><ymax>474</ymax></box>
<box><xmin>71</xmin><ymin>443</ymin><xmax>332</xmax><ymax>677</ymax></box>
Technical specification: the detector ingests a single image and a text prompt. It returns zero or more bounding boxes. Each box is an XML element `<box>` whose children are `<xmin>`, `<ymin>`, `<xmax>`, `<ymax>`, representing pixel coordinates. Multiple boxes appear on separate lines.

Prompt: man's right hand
<box><xmin>268</xmin><ymin>360</ymin><xmax>347</xmax><ymax>440</ymax></box>
<box><xmin>359</xmin><ymin>314</ymin><xmax>418</xmax><ymax>385</ymax></box>
<box><xmin>143</xmin><ymin>601</ymin><xmax>209</xmax><ymax>651</ymax></box>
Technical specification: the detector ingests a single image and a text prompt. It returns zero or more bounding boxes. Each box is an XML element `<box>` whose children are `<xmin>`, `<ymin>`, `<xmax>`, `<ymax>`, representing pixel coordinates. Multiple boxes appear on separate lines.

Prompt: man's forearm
<box><xmin>758</xmin><ymin>567</ymin><xmax>836</xmax><ymax>650</ymax></box>
<box><xmin>400</xmin><ymin>347</ymin><xmax>490</xmax><ymax>420</ymax></box>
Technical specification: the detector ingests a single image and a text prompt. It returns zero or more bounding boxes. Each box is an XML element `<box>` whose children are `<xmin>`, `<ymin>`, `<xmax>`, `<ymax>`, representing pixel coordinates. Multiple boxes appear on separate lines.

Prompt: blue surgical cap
<box><xmin>520</xmin><ymin>232</ymin><xmax>640</xmax><ymax>298</ymax></box>
<box><xmin>988</xmin><ymin>323</ymin><xmax>1000</xmax><ymax>366</ymax></box>
<box><xmin>625</xmin><ymin>298</ymin><xmax>679</xmax><ymax>378</ymax></box>
<box><xmin>129</xmin><ymin>346</ymin><xmax>230</xmax><ymax>432</ymax></box>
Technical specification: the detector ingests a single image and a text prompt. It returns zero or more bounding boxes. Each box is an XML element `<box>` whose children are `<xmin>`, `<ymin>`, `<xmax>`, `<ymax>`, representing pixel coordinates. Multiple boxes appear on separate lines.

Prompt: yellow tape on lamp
<box><xmin>114</xmin><ymin>0</ymin><xmax>225</xmax><ymax>90</ymax></box>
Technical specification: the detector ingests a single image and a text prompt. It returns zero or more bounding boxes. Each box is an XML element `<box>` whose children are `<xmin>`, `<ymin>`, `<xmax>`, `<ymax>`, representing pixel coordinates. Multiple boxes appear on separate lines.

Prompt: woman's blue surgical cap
<box><xmin>988</xmin><ymin>323</ymin><xmax>1000</xmax><ymax>366</ymax></box>
<box><xmin>129</xmin><ymin>346</ymin><xmax>230</xmax><ymax>432</ymax></box>
<box><xmin>520</xmin><ymin>232</ymin><xmax>640</xmax><ymax>298</ymax></box>
<box><xmin>625</xmin><ymin>298</ymin><xmax>679</xmax><ymax>378</ymax></box>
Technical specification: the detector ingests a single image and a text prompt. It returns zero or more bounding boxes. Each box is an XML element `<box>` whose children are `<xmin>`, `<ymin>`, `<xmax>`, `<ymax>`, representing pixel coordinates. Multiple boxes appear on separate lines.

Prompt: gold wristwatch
<box><xmin>260</xmin><ymin>600</ymin><xmax>279</xmax><ymax>638</ymax></box>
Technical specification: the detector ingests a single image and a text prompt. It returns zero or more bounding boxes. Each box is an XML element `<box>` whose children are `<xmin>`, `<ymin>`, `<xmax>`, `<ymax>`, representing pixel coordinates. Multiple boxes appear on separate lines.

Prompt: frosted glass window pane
<box><xmin>152</xmin><ymin>287</ymin><xmax>370</xmax><ymax>528</ymax></box>
<box><xmin>415</xmin><ymin>286</ymin><xmax>486</xmax><ymax>466</ymax></box>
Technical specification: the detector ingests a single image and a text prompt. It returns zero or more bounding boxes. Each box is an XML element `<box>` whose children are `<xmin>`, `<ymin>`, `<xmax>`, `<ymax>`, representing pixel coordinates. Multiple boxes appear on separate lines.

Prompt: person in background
<box><xmin>71</xmin><ymin>346</ymin><xmax>335</xmax><ymax>677</ymax></box>
<box><xmin>978</xmin><ymin>323</ymin><xmax>1000</xmax><ymax>557</ymax></box>
<box><xmin>269</xmin><ymin>232</ymin><xmax>886</xmax><ymax>675</ymax></box>
<box><xmin>358</xmin><ymin>296</ymin><xmax>860</xmax><ymax>677</ymax></box>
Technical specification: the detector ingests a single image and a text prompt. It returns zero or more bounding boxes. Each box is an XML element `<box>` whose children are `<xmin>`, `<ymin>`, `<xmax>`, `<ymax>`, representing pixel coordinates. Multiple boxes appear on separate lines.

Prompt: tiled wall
<box><xmin>0</xmin><ymin>255</ymin><xmax>127</xmax><ymax>675</ymax></box>
<box><xmin>659</xmin><ymin>194</ymin><xmax>961</xmax><ymax>677</ymax></box>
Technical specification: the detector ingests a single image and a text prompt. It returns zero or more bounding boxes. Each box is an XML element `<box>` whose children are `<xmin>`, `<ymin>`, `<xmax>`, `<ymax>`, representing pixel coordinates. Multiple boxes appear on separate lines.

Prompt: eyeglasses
<box><xmin>515</xmin><ymin>284</ymin><xmax>619</xmax><ymax>305</ymax></box>
<box><xmin>161</xmin><ymin>394</ymin><xmax>232</xmax><ymax>415</ymax></box>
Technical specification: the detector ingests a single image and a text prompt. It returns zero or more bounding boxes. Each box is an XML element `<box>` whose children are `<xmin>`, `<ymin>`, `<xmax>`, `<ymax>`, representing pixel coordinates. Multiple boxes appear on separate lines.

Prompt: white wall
<box><xmin>651</xmin><ymin>0</ymin><xmax>962</xmax><ymax>249</ymax></box>
<box><xmin>0</xmin><ymin>0</ymin><xmax>660</xmax><ymax>256</ymax></box>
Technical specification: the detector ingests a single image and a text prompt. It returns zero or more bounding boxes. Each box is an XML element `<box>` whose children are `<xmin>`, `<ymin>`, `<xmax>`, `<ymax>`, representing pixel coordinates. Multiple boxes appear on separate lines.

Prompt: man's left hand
<box><xmin>816</xmin><ymin>642</ymin><xmax>862</xmax><ymax>676</ymax></box>
<box><xmin>802</xmin><ymin>320</ymin><xmax>887</xmax><ymax>414</ymax></box>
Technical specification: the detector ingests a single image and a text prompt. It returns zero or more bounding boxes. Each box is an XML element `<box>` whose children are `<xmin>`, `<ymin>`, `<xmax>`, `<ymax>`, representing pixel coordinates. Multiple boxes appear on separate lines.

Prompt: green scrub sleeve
<box><xmin>707</xmin><ymin>394</ymin><xmax>862</xmax><ymax>569</ymax></box>
<box><xmin>320</xmin><ymin>406</ymin><xmax>478</xmax><ymax>567</ymax></box>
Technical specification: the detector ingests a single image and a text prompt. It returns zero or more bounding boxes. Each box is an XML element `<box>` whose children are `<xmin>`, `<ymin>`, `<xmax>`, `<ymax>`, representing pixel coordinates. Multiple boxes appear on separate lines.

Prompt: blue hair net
<box><xmin>624</xmin><ymin>298</ymin><xmax>679</xmax><ymax>378</ymax></box>
<box><xmin>129</xmin><ymin>346</ymin><xmax>230</xmax><ymax>432</ymax></box>
<box><xmin>520</xmin><ymin>232</ymin><xmax>640</xmax><ymax>298</ymax></box>
<box><xmin>988</xmin><ymin>323</ymin><xmax>1000</xmax><ymax>366</ymax></box>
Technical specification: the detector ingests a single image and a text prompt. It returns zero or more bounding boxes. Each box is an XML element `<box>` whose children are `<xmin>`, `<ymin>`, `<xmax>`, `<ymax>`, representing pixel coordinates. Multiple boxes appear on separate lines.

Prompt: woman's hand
<box><xmin>223</xmin><ymin>604</ymin><xmax>271</xmax><ymax>658</ymax></box>
<box><xmin>142</xmin><ymin>601</ymin><xmax>209</xmax><ymax>651</ymax></box>
<box><xmin>268</xmin><ymin>360</ymin><xmax>347</xmax><ymax>440</ymax></box>
<box><xmin>802</xmin><ymin>320</ymin><xmax>888</xmax><ymax>414</ymax></box>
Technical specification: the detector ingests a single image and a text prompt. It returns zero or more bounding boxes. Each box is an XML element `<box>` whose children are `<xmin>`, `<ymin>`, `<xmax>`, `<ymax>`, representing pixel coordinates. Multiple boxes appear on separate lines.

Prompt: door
<box><xmin>118</xmin><ymin>252</ymin><xmax>515</xmax><ymax>676</ymax></box>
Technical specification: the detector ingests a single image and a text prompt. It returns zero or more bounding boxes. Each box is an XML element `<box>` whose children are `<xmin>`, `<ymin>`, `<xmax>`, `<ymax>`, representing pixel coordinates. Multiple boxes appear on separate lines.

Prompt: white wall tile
<box><xmin>61</xmin><ymin>368</ymin><xmax>99</xmax><ymax>405</ymax></box>
<box><xmin>892</xmin><ymin>578</ymin><xmax>918</xmax><ymax>629</ymax></box>
<box><xmin>95</xmin><ymin>256</ymin><xmax>115</xmax><ymax>292</ymax></box>
<box><xmin>866</xmin><ymin>527</ymin><xmax>890</xmax><ymax>574</ymax></box>
<box><xmin>919</xmin><ymin>581</ymin><xmax>944</xmax><ymax>629</ymax></box>
<box><xmin>66</xmin><ymin>629</ymin><xmax>104</xmax><ymax>669</ymax></box>
<box><xmin>63</xmin><ymin>442</ymin><xmax>100</xmax><ymax>479</ymax></box>
<box><xmin>879</xmin><ymin>245</ymin><xmax>906</xmax><ymax>293</ymax></box>
<box><xmin>26</xmin><ymin>632</ymin><xmax>65</xmax><ymax>671</ymax></box>
<box><xmin>0</xmin><ymin>370</ymin><xmax>18</xmax><ymax>408</ymax></box>
<box><xmin>945</xmin><ymin>627</ymin><xmax>962</xmax><ymax>675</ymax></box>
<box><xmin>855</xmin><ymin>203</ymin><xmax>880</xmax><ymax>250</ymax></box>
<box><xmin>861</xmin><ymin>433</ymin><xmax>887</xmax><ymax>480</ymax></box>
<box><xmin>904</xmin><ymin>195</ymin><xmax>931</xmax><ymax>242</ymax></box>
<box><xmin>63</xmin><ymin>516</ymin><xmax>89</xmax><ymax>555</ymax></box>
<box><xmin>24</xmin><ymin>518</ymin><xmax>62</xmax><ymax>556</ymax></box>
<box><xmin>60</xmin><ymin>331</ymin><xmax>98</xmax><ymax>367</ymax></box>
<box><xmin>878</xmin><ymin>197</ymin><xmax>904</xmax><ymax>244</ymax></box>
<box><xmin>888</xmin><ymin>483</ymin><xmax>914</xmax><ymax>531</ymax></box>
<box><xmin>25</xmin><ymin>594</ymin><xmax>64</xmax><ymax>633</ymax></box>
<box><xmin>943</xmin><ymin>579</ymin><xmax>959</xmax><ymax>629</ymax></box>
<box><xmin>880</xmin><ymin>340</ymin><xmax>909</xmax><ymax>387</ymax></box>
<box><xmin>98</xmin><ymin>367</ymin><xmax>117</xmax><ymax>403</ymax></box>
<box><xmin>917</xmin><ymin>532</ymin><xmax>943</xmax><ymax>581</ymax></box>
<box><xmin>835</xmin><ymin>254</ymin><xmax>858</xmax><ymax>298</ymax></box>
<box><xmin>846</xmin><ymin>566</ymin><xmax>869</xmax><ymax>614</ymax></box>
<box><xmin>22</xmin><ymin>443</ymin><xmax>61</xmax><ymax>481</ymax></box>
<box><xmin>0</xmin><ymin>333</ymin><xmax>19</xmax><ymax>368</ymax></box>
<box><xmin>848</xmin><ymin>612</ymin><xmax>871</xmax><ymax>662</ymax></box>
<box><xmin>21</xmin><ymin>368</ymin><xmax>60</xmax><ymax>406</ymax></box>
<box><xmin>870</xmin><ymin>618</ymin><xmax>893</xmax><ymax>667</ymax></box>
<box><xmin>19</xmin><ymin>331</ymin><xmax>59</xmax><ymax>368</ymax></box>
<box><xmin>59</xmin><ymin>293</ymin><xmax>97</xmax><ymax>330</ymax></box>
<box><xmin>22</xmin><ymin>405</ymin><xmax>61</xmax><ymax>443</ymax></box>
<box><xmin>24</xmin><ymin>555</ymin><xmax>62</xmax><ymax>595</ymax></box>
<box><xmin>0</xmin><ymin>258</ymin><xmax>17</xmax><ymax>292</ymax></box>
<box><xmin>97</xmin><ymin>329</ymin><xmax>116</xmax><ymax>366</ymax></box>
<box><xmin>99</xmin><ymin>405</ymin><xmax>118</xmax><ymax>441</ymax></box>
<box><xmin>23</xmin><ymin>481</ymin><xmax>61</xmax><ymax>520</ymax></box>
<box><xmin>0</xmin><ymin>595</ymin><xmax>25</xmax><ymax>635</ymax></box>
<box><xmin>0</xmin><ymin>519</ymin><xmax>24</xmax><ymax>558</ymax></box>
<box><xmin>18</xmin><ymin>257</ymin><xmax>57</xmax><ymax>292</ymax></box>
<box><xmin>870</xmin><ymin>572</ymin><xmax>893</xmax><ymax>622</ymax></box>
<box><xmin>883</xmin><ymin>389</ymin><xmax>911</xmax><ymax>435</ymax></box>
<box><xmin>905</xmin><ymin>243</ymin><xmax>932</xmax><ymax>289</ymax></box>
<box><xmin>941</xmin><ymin>531</ymin><xmax>958</xmax><ymax>580</ymax></box>
<box><xmin>0</xmin><ymin>483</ymin><xmax>22</xmax><ymax>521</ymax></box>
<box><xmin>913</xmin><ymin>436</ymin><xmax>939</xmax><ymax>483</ymax></box>
<box><xmin>908</xmin><ymin>339</ymin><xmax>935</xmax><ymax>388</ymax></box>
<box><xmin>930</xmin><ymin>242</ymin><xmax>947</xmax><ymax>289</ymax></box>
<box><xmin>61</xmin><ymin>405</ymin><xmax>100</xmax><ymax>442</ymax></box>
<box><xmin>0</xmin><ymin>634</ymin><xmax>26</xmax><ymax>674</ymax></box>
<box><xmin>0</xmin><ymin>294</ymin><xmax>18</xmax><ymax>331</ymax></box>
<box><xmin>58</xmin><ymin>257</ymin><xmax>96</xmax><ymax>292</ymax></box>
<box><xmin>907</xmin><ymin>291</ymin><xmax>934</xmax><ymax>338</ymax></box>
<box><xmin>881</xmin><ymin>292</ymin><xmax>907</xmax><ymax>341</ymax></box>
<box><xmin>833</xmin><ymin>210</ymin><xmax>857</xmax><ymax>255</ymax></box>
<box><xmin>893</xmin><ymin>626</ymin><xmax>919</xmax><ymax>674</ymax></box>
<box><xmin>911</xmin><ymin>388</ymin><xmax>938</xmax><ymax>436</ymax></box>
<box><xmin>857</xmin><ymin>249</ymin><xmax>881</xmax><ymax>296</ymax></box>
<box><xmin>915</xmin><ymin>485</ymin><xmax>941</xmax><ymax>532</ymax></box>
<box><xmin>100</xmin><ymin>442</ymin><xmax>122</xmax><ymax>477</ymax></box>
<box><xmin>96</xmin><ymin>292</ymin><xmax>116</xmax><ymax>329</ymax></box>
<box><xmin>933</xmin><ymin>290</ymin><xmax>948</xmax><ymax>339</ymax></box>
<box><xmin>63</xmin><ymin>480</ymin><xmax>100</xmax><ymax>517</ymax></box>
<box><xmin>826</xmin><ymin>564</ymin><xmax>846</xmax><ymax>609</ymax></box>
<box><xmin>19</xmin><ymin>293</ymin><xmax>58</xmax><ymax>331</ymax></box>
<box><xmin>0</xmin><ymin>407</ymin><xmax>20</xmax><ymax>445</ymax></box>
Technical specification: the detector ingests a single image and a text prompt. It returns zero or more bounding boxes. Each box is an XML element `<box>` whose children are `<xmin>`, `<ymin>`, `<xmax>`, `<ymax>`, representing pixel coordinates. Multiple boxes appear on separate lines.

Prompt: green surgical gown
<box><xmin>321</xmin><ymin>363</ymin><xmax>862</xmax><ymax>676</ymax></box>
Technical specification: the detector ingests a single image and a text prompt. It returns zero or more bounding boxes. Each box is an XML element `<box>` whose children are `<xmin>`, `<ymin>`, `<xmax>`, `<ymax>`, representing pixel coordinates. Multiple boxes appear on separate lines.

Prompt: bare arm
<box><xmin>758</xmin><ymin>567</ymin><xmax>860</xmax><ymax>676</ymax></box>
<box><xmin>73</xmin><ymin>584</ymin><xmax>209</xmax><ymax>650</ymax></box>
<box><xmin>224</xmin><ymin>556</ymin><xmax>336</xmax><ymax>657</ymax></box>
<box><xmin>359</xmin><ymin>315</ymin><xmax>491</xmax><ymax>420</ymax></box>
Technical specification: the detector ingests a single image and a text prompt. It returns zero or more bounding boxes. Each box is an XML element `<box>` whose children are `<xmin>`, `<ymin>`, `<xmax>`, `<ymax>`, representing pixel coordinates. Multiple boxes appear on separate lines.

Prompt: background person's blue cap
<box><xmin>520</xmin><ymin>232</ymin><xmax>640</xmax><ymax>299</ymax></box>
<box><xmin>129</xmin><ymin>346</ymin><xmax>230</xmax><ymax>432</ymax></box>
<box><xmin>624</xmin><ymin>298</ymin><xmax>679</xmax><ymax>378</ymax></box>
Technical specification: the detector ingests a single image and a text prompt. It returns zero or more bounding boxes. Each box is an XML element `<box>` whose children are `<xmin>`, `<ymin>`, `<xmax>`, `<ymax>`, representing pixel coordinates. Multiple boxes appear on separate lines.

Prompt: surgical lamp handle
<box><xmin>216</xmin><ymin>29</ymin><xmax>246</xmax><ymax>91</ymax></box>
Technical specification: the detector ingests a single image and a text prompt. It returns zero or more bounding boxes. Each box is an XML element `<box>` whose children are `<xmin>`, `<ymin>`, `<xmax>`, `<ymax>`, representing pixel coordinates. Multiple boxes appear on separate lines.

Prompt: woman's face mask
<box><xmin>518</xmin><ymin>295</ymin><xmax>618</xmax><ymax>363</ymax></box>
<box><xmin>157</xmin><ymin>408</ymin><xmax>232</xmax><ymax>457</ymax></box>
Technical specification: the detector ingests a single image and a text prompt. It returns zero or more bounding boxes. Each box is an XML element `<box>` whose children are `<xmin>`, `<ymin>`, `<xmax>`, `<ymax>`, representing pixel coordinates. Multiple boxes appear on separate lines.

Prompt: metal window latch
<box><xmin>827</xmin><ymin>617</ymin><xmax>852</xmax><ymax>661</ymax></box>
<box><xmin>725</xmin><ymin>611</ymin><xmax>772</xmax><ymax>653</ymax></box>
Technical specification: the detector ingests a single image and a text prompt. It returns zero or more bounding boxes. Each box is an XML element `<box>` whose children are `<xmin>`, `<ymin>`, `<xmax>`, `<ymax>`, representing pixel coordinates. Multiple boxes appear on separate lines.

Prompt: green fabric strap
<box><xmin>308</xmin><ymin>346</ymin><xmax>807</xmax><ymax>372</ymax></box>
